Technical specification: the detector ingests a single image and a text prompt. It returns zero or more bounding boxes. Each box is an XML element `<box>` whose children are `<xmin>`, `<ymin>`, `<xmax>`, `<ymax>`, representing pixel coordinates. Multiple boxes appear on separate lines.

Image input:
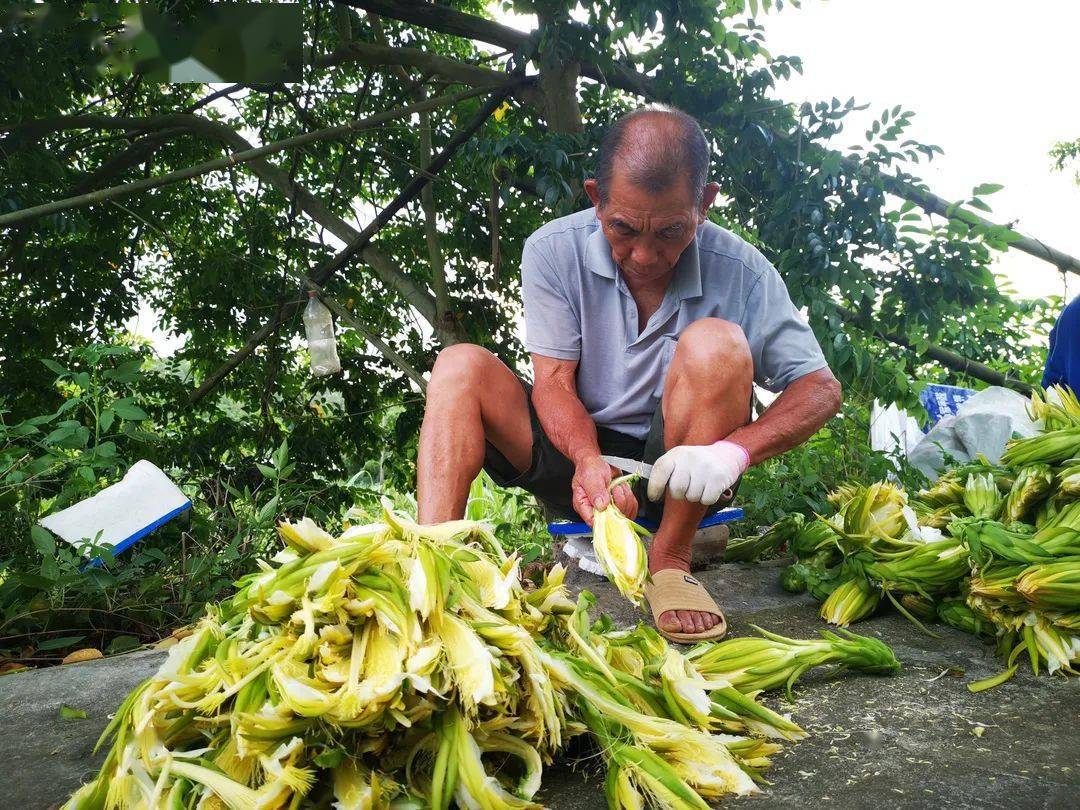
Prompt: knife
<box><xmin>602</xmin><ymin>454</ymin><xmax>735</xmax><ymax>502</ymax></box>
<box><xmin>601</xmin><ymin>454</ymin><xmax>653</xmax><ymax>478</ymax></box>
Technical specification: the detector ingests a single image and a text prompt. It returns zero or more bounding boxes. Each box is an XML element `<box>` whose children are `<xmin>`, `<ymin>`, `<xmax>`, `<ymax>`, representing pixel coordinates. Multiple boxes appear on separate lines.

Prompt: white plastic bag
<box><xmin>908</xmin><ymin>386</ymin><xmax>1037</xmax><ymax>477</ymax></box>
<box><xmin>870</xmin><ymin>399</ymin><xmax>923</xmax><ymax>467</ymax></box>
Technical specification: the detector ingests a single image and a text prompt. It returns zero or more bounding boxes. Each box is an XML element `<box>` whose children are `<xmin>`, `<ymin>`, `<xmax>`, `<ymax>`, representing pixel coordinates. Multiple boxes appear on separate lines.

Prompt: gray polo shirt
<box><xmin>521</xmin><ymin>207</ymin><xmax>829</xmax><ymax>439</ymax></box>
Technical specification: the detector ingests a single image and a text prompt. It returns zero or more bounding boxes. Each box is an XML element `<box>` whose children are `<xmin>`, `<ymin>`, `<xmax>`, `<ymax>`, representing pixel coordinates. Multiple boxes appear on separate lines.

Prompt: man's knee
<box><xmin>429</xmin><ymin>343</ymin><xmax>494</xmax><ymax>392</ymax></box>
<box><xmin>674</xmin><ymin>318</ymin><xmax>752</xmax><ymax>378</ymax></box>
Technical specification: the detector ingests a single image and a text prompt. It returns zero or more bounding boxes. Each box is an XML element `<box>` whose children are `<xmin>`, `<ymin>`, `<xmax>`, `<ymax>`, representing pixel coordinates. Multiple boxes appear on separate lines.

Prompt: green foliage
<box><xmin>0</xmin><ymin>1</ymin><xmax>1062</xmax><ymax>662</ymax></box>
<box><xmin>0</xmin><ymin>343</ymin><xmax>366</xmax><ymax>661</ymax></box>
<box><xmin>1</xmin><ymin>343</ymin><xmax>150</xmax><ymax>517</ymax></box>
<box><xmin>1051</xmin><ymin>137</ymin><xmax>1080</xmax><ymax>186</ymax></box>
<box><xmin>466</xmin><ymin>471</ymin><xmax>550</xmax><ymax>564</ymax></box>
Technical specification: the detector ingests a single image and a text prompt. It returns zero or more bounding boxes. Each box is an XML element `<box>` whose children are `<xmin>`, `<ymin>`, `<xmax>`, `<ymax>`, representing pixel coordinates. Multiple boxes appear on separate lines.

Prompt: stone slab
<box><xmin>2</xmin><ymin>560</ymin><xmax>1077</xmax><ymax>809</ymax></box>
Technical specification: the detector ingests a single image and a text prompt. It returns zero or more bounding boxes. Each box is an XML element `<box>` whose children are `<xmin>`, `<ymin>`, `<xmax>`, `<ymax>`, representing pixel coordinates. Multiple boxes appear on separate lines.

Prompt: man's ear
<box><xmin>698</xmin><ymin>182</ymin><xmax>721</xmax><ymax>220</ymax></box>
<box><xmin>584</xmin><ymin>178</ymin><xmax>601</xmax><ymax>210</ymax></box>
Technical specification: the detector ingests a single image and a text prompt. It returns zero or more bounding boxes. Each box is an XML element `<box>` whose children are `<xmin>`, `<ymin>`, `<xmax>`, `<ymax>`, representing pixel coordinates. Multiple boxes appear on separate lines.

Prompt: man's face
<box><xmin>585</xmin><ymin>172</ymin><xmax>718</xmax><ymax>285</ymax></box>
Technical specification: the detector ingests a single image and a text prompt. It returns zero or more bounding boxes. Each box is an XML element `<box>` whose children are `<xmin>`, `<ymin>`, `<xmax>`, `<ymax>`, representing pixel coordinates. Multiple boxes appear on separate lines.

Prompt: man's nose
<box><xmin>631</xmin><ymin>241</ymin><xmax>658</xmax><ymax>267</ymax></box>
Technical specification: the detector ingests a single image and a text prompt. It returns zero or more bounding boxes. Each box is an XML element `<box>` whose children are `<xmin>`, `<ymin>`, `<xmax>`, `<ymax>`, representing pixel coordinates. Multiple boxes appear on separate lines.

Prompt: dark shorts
<box><xmin>482</xmin><ymin>379</ymin><xmax>739</xmax><ymax>523</ymax></box>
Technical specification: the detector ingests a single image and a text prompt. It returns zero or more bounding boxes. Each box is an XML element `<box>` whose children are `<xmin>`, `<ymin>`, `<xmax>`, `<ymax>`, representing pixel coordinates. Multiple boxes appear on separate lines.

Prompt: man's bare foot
<box><xmin>649</xmin><ymin>549</ymin><xmax>722</xmax><ymax>636</ymax></box>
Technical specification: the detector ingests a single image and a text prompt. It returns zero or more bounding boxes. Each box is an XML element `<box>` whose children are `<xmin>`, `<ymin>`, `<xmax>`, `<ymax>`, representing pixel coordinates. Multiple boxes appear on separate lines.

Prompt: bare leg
<box><xmin>650</xmin><ymin>318</ymin><xmax>753</xmax><ymax>635</ymax></box>
<box><xmin>417</xmin><ymin>344</ymin><xmax>534</xmax><ymax>524</ymax></box>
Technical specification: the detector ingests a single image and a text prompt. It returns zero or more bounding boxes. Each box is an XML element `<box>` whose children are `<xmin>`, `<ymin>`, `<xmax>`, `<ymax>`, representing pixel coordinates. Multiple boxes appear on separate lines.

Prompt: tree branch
<box><xmin>317</xmin><ymin>40</ymin><xmax>539</xmax><ymax>106</ymax></box>
<box><xmin>0</xmin><ymin>84</ymin><xmax>521</xmax><ymax>229</ymax></box>
<box><xmin>874</xmin><ymin>173</ymin><xmax>1080</xmax><ymax>277</ymax></box>
<box><xmin>1</xmin><ymin>128</ymin><xmax>177</xmax><ymax>266</ymax></box>
<box><xmin>10</xmin><ymin>103</ymin><xmax>444</xmax><ymax>330</ymax></box>
<box><xmin>832</xmin><ymin>303</ymin><xmax>1033</xmax><ymax>394</ymax></box>
<box><xmin>351</xmin><ymin>0</ymin><xmax>1079</xmax><ymax>277</ymax></box>
<box><xmin>536</xmin><ymin>8</ymin><xmax>584</xmax><ymax>135</ymax></box>
<box><xmin>340</xmin><ymin>0</ymin><xmax>657</xmax><ymax>99</ymax></box>
<box><xmin>344</xmin><ymin>0</ymin><xmax>526</xmax><ymax>50</ymax></box>
<box><xmin>419</xmin><ymin>103</ymin><xmax>450</xmax><ymax>327</ymax></box>
<box><xmin>189</xmin><ymin>84</ymin><xmax>515</xmax><ymax>404</ymax></box>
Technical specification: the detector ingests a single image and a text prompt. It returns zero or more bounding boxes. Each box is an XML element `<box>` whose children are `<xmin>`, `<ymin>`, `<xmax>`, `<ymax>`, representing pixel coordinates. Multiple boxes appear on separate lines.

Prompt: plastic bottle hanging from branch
<box><xmin>303</xmin><ymin>291</ymin><xmax>341</xmax><ymax>376</ymax></box>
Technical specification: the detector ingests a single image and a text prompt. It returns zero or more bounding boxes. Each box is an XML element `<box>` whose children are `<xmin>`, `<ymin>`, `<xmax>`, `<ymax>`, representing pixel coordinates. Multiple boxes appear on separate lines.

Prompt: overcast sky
<box><xmin>761</xmin><ymin>0</ymin><xmax>1078</xmax><ymax>302</ymax></box>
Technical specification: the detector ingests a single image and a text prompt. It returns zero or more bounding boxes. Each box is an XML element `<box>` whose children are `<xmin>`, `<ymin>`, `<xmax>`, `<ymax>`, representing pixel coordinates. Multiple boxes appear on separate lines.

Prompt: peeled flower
<box><xmin>592</xmin><ymin>482</ymin><xmax>650</xmax><ymax>608</ymax></box>
<box><xmin>839</xmin><ymin>482</ymin><xmax>908</xmax><ymax>543</ymax></box>
<box><xmin>820</xmin><ymin>577</ymin><xmax>881</xmax><ymax>627</ymax></box>
<box><xmin>278</xmin><ymin>517</ymin><xmax>337</xmax><ymax>554</ymax></box>
<box><xmin>1015</xmin><ymin>561</ymin><xmax>1080</xmax><ymax>612</ymax></box>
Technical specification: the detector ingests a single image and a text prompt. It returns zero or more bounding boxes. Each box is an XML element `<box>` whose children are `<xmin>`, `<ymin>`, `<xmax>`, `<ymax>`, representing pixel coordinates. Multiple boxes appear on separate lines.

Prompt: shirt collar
<box><xmin>584</xmin><ymin>224</ymin><xmax>616</xmax><ymax>279</ymax></box>
<box><xmin>670</xmin><ymin>234</ymin><xmax>702</xmax><ymax>300</ymax></box>
<box><xmin>585</xmin><ymin>217</ymin><xmax>703</xmax><ymax>300</ymax></box>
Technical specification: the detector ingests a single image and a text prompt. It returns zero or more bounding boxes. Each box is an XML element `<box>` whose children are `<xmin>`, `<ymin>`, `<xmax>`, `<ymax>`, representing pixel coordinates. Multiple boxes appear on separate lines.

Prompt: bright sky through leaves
<box><xmin>493</xmin><ymin>0</ymin><xmax>1079</xmax><ymax>304</ymax></box>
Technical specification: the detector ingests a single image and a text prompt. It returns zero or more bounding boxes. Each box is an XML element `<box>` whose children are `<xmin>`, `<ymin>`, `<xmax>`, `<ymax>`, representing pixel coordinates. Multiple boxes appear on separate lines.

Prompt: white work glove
<box><xmin>647</xmin><ymin>440</ymin><xmax>750</xmax><ymax>505</ymax></box>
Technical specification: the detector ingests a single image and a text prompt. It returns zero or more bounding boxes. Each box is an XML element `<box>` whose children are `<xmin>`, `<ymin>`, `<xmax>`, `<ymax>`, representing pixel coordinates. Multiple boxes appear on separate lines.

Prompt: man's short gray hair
<box><xmin>593</xmin><ymin>104</ymin><xmax>710</xmax><ymax>206</ymax></box>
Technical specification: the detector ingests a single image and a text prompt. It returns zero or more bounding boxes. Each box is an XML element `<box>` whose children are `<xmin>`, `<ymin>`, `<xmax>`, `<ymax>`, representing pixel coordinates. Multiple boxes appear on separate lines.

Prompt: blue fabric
<box><xmin>1042</xmin><ymin>294</ymin><xmax>1080</xmax><ymax>392</ymax></box>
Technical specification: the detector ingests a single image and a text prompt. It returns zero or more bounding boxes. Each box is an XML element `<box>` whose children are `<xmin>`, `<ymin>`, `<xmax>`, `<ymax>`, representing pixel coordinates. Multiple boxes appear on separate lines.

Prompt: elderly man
<box><xmin>417</xmin><ymin>104</ymin><xmax>841</xmax><ymax>642</ymax></box>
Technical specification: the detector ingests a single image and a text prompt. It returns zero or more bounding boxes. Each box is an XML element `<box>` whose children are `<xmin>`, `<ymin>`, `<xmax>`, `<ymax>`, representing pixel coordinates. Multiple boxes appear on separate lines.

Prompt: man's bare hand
<box><xmin>572</xmin><ymin>454</ymin><xmax>638</xmax><ymax>526</ymax></box>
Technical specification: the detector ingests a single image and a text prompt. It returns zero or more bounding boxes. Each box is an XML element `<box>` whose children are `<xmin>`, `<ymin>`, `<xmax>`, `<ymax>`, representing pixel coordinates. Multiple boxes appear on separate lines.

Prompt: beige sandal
<box><xmin>645</xmin><ymin>569</ymin><xmax>728</xmax><ymax>644</ymax></box>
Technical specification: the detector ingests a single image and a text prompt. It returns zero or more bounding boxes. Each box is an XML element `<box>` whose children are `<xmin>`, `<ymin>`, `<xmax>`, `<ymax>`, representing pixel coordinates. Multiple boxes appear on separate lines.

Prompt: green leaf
<box><xmin>78</xmin><ymin>466</ymin><xmax>96</xmax><ymax>485</ymax></box>
<box><xmin>972</xmin><ymin>182</ymin><xmax>1004</xmax><ymax>196</ymax></box>
<box><xmin>274</xmin><ymin>439</ymin><xmax>289</xmax><ymax>470</ymax></box>
<box><xmin>41</xmin><ymin>358</ymin><xmax>68</xmax><ymax>376</ymax></box>
<box><xmin>313</xmin><ymin>748</ymin><xmax>345</xmax><ymax>768</ymax></box>
<box><xmin>105</xmin><ymin>635</ymin><xmax>142</xmax><ymax>655</ymax></box>
<box><xmin>112</xmin><ymin>399</ymin><xmax>148</xmax><ymax>421</ymax></box>
<box><xmin>256</xmin><ymin>463</ymin><xmax>278</xmax><ymax>480</ymax></box>
<box><xmin>38</xmin><ymin>635</ymin><xmax>86</xmax><ymax>651</ymax></box>
<box><xmin>16</xmin><ymin>572</ymin><xmax>57</xmax><ymax>590</ymax></box>
<box><xmin>59</xmin><ymin>705</ymin><xmax>88</xmax><ymax>720</ymax></box>
<box><xmin>98</xmin><ymin>408</ymin><xmax>115</xmax><ymax>433</ymax></box>
<box><xmin>103</xmin><ymin>358</ymin><xmax>144</xmax><ymax>383</ymax></box>
<box><xmin>31</xmin><ymin>525</ymin><xmax>56</xmax><ymax>557</ymax></box>
<box><xmin>257</xmin><ymin>495</ymin><xmax>280</xmax><ymax>524</ymax></box>
<box><xmin>44</xmin><ymin>425</ymin><xmax>77</xmax><ymax>445</ymax></box>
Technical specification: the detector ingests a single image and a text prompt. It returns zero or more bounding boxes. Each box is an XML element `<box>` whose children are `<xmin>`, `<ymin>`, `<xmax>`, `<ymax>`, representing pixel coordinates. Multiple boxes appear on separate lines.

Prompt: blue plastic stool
<box><xmin>547</xmin><ymin>506</ymin><xmax>744</xmax><ymax>538</ymax></box>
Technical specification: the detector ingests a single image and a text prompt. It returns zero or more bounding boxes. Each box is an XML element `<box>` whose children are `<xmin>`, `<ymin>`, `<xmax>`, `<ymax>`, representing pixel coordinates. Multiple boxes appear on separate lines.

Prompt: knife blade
<box><xmin>602</xmin><ymin>454</ymin><xmax>735</xmax><ymax>504</ymax></box>
<box><xmin>601</xmin><ymin>454</ymin><xmax>653</xmax><ymax>479</ymax></box>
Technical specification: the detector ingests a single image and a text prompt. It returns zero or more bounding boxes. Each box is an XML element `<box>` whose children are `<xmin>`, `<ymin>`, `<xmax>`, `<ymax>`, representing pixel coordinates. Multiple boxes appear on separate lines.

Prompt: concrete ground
<box><xmin>2</xmin><ymin>559</ymin><xmax>1077</xmax><ymax>809</ymax></box>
